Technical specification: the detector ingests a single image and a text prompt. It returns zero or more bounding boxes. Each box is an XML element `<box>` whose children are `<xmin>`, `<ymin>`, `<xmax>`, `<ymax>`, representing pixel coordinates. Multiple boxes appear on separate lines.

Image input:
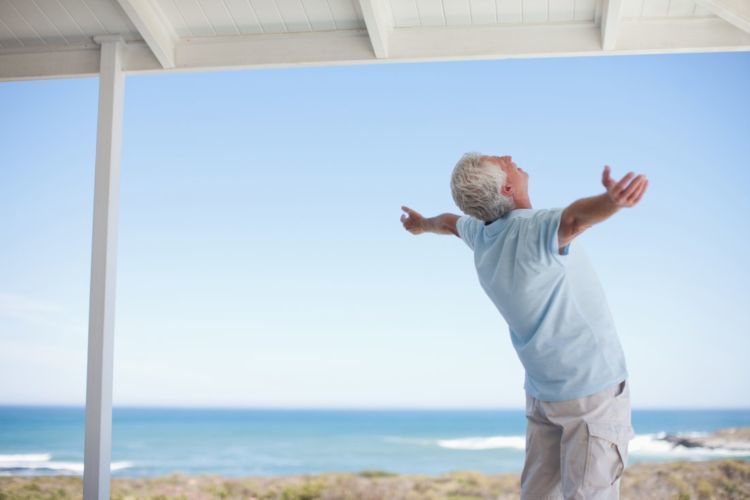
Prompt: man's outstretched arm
<box><xmin>400</xmin><ymin>206</ymin><xmax>460</xmax><ymax>237</ymax></box>
<box><xmin>559</xmin><ymin>165</ymin><xmax>649</xmax><ymax>251</ymax></box>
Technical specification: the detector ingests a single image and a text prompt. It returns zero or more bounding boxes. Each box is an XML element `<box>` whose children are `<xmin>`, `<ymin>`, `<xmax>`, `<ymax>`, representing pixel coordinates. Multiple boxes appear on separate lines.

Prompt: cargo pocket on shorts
<box><xmin>583</xmin><ymin>421</ymin><xmax>634</xmax><ymax>488</ymax></box>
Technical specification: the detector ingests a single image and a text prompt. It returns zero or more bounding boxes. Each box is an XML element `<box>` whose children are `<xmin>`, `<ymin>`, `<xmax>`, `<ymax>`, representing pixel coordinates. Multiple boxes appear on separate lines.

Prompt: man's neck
<box><xmin>514</xmin><ymin>196</ymin><xmax>532</xmax><ymax>209</ymax></box>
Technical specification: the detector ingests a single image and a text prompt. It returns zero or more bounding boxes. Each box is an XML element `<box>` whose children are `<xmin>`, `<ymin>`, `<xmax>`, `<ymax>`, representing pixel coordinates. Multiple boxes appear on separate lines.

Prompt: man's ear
<box><xmin>501</xmin><ymin>184</ymin><xmax>513</xmax><ymax>196</ymax></box>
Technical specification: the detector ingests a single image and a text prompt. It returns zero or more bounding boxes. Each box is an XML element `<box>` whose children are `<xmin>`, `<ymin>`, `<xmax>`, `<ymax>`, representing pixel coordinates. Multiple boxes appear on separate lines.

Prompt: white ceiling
<box><xmin>0</xmin><ymin>0</ymin><xmax>748</xmax><ymax>81</ymax></box>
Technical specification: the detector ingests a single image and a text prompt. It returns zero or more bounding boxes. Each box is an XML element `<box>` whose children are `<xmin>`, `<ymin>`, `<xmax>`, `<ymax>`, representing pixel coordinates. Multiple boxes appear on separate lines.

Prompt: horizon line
<box><xmin>2</xmin><ymin>403</ymin><xmax>750</xmax><ymax>412</ymax></box>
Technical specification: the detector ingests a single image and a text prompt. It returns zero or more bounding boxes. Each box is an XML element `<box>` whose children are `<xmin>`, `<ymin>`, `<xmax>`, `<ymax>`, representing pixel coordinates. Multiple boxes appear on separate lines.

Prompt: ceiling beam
<box><xmin>388</xmin><ymin>23</ymin><xmax>602</xmax><ymax>60</ymax></box>
<box><xmin>0</xmin><ymin>41</ymin><xmax>160</xmax><ymax>81</ymax></box>
<box><xmin>616</xmin><ymin>16</ymin><xmax>750</xmax><ymax>51</ymax></box>
<box><xmin>600</xmin><ymin>0</ymin><xmax>624</xmax><ymax>50</ymax></box>
<box><xmin>2</xmin><ymin>19</ymin><xmax>750</xmax><ymax>82</ymax></box>
<box><xmin>115</xmin><ymin>0</ymin><xmax>177</xmax><ymax>68</ymax></box>
<box><xmin>389</xmin><ymin>18</ymin><xmax>750</xmax><ymax>60</ymax></box>
<box><xmin>175</xmin><ymin>30</ymin><xmax>376</xmax><ymax>71</ymax></box>
<box><xmin>356</xmin><ymin>0</ymin><xmax>393</xmax><ymax>58</ymax></box>
<box><xmin>694</xmin><ymin>0</ymin><xmax>750</xmax><ymax>34</ymax></box>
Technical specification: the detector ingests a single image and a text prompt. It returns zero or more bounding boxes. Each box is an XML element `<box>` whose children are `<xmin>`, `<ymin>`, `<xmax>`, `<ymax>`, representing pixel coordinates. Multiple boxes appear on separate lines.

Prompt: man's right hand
<box><xmin>559</xmin><ymin>165</ymin><xmax>649</xmax><ymax>252</ymax></box>
<box><xmin>602</xmin><ymin>165</ymin><xmax>648</xmax><ymax>208</ymax></box>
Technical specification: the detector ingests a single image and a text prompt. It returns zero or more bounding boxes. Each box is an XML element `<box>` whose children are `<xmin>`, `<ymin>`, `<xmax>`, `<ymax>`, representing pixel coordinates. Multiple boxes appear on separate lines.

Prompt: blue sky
<box><xmin>1</xmin><ymin>52</ymin><xmax>749</xmax><ymax>409</ymax></box>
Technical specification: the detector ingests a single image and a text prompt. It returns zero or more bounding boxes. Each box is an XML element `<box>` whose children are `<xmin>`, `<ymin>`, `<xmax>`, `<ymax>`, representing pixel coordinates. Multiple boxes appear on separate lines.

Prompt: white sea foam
<box><xmin>399</xmin><ymin>432</ymin><xmax>750</xmax><ymax>458</ymax></box>
<box><xmin>0</xmin><ymin>453</ymin><xmax>133</xmax><ymax>475</ymax></box>
<box><xmin>0</xmin><ymin>454</ymin><xmax>52</xmax><ymax>462</ymax></box>
<box><xmin>383</xmin><ymin>436</ymin><xmax>437</xmax><ymax>446</ymax></box>
<box><xmin>629</xmin><ymin>433</ymin><xmax>750</xmax><ymax>458</ymax></box>
<box><xmin>437</xmin><ymin>436</ymin><xmax>527</xmax><ymax>451</ymax></box>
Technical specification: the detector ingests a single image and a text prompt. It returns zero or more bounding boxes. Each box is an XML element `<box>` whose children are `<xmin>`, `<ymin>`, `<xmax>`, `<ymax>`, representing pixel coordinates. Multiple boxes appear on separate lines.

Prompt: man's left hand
<box><xmin>400</xmin><ymin>206</ymin><xmax>427</xmax><ymax>235</ymax></box>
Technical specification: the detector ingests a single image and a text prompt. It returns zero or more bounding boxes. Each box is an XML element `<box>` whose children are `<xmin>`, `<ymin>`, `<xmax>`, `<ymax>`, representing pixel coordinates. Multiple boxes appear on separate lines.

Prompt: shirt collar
<box><xmin>484</xmin><ymin>208</ymin><xmax>535</xmax><ymax>226</ymax></box>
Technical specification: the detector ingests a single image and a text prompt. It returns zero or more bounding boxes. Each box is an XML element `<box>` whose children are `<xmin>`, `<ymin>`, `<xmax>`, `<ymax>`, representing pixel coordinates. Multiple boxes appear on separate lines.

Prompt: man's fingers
<box><xmin>612</xmin><ymin>171</ymin><xmax>635</xmax><ymax>194</ymax></box>
<box><xmin>620</xmin><ymin>178</ymin><xmax>648</xmax><ymax>205</ymax></box>
<box><xmin>636</xmin><ymin>180</ymin><xmax>649</xmax><ymax>203</ymax></box>
<box><xmin>604</xmin><ymin>168</ymin><xmax>649</xmax><ymax>205</ymax></box>
<box><xmin>621</xmin><ymin>175</ymin><xmax>644</xmax><ymax>199</ymax></box>
<box><xmin>623</xmin><ymin>179</ymin><xmax>644</xmax><ymax>203</ymax></box>
<box><xmin>630</xmin><ymin>179</ymin><xmax>649</xmax><ymax>204</ymax></box>
<box><xmin>401</xmin><ymin>205</ymin><xmax>421</xmax><ymax>218</ymax></box>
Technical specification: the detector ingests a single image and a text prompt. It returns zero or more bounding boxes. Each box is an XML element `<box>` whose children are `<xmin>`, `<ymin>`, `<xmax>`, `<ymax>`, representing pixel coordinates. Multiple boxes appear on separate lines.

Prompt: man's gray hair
<box><xmin>450</xmin><ymin>152</ymin><xmax>515</xmax><ymax>222</ymax></box>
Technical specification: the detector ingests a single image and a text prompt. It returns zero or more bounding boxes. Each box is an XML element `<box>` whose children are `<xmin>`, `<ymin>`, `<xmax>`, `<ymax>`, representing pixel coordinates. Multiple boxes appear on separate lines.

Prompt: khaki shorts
<box><xmin>521</xmin><ymin>380</ymin><xmax>635</xmax><ymax>500</ymax></box>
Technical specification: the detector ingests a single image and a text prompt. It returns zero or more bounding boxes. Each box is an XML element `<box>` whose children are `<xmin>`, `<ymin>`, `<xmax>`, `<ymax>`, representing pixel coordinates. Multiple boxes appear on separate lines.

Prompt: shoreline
<box><xmin>1</xmin><ymin>459</ymin><xmax>749</xmax><ymax>499</ymax></box>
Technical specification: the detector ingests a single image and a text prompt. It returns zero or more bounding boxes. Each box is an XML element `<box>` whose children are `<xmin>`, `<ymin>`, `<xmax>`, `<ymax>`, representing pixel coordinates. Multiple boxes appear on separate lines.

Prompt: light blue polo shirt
<box><xmin>457</xmin><ymin>208</ymin><xmax>628</xmax><ymax>401</ymax></box>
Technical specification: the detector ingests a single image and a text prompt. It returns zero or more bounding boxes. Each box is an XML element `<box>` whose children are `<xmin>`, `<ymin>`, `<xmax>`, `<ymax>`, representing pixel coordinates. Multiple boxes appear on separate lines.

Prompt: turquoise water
<box><xmin>1</xmin><ymin>406</ymin><xmax>749</xmax><ymax>477</ymax></box>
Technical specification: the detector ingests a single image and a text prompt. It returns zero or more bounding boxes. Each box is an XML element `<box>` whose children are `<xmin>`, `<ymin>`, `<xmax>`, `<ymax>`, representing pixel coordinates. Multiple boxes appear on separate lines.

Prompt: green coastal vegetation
<box><xmin>1</xmin><ymin>459</ymin><xmax>749</xmax><ymax>500</ymax></box>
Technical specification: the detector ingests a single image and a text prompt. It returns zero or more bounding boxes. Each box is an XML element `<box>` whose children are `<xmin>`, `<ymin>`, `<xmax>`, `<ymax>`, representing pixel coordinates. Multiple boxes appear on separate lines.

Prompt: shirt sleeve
<box><xmin>456</xmin><ymin>215</ymin><xmax>484</xmax><ymax>251</ymax></box>
<box><xmin>532</xmin><ymin>208</ymin><xmax>570</xmax><ymax>258</ymax></box>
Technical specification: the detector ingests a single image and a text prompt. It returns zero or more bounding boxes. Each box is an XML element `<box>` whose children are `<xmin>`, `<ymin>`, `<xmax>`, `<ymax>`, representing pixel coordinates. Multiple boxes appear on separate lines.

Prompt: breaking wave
<box><xmin>437</xmin><ymin>436</ymin><xmax>526</xmax><ymax>451</ymax></box>
<box><xmin>0</xmin><ymin>453</ymin><xmax>133</xmax><ymax>476</ymax></box>
<box><xmin>387</xmin><ymin>433</ymin><xmax>750</xmax><ymax>458</ymax></box>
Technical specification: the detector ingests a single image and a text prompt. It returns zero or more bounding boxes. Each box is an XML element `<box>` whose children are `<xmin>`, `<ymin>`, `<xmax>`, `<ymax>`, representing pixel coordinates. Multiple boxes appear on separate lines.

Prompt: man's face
<box><xmin>481</xmin><ymin>155</ymin><xmax>529</xmax><ymax>198</ymax></box>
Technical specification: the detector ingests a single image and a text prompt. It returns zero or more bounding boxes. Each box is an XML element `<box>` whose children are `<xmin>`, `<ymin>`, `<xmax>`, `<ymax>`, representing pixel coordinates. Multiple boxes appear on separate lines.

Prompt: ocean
<box><xmin>1</xmin><ymin>406</ymin><xmax>749</xmax><ymax>477</ymax></box>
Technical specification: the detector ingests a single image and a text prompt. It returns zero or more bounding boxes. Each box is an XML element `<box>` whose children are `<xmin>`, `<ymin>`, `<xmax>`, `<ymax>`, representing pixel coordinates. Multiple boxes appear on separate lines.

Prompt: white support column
<box><xmin>83</xmin><ymin>34</ymin><xmax>125</xmax><ymax>500</ymax></box>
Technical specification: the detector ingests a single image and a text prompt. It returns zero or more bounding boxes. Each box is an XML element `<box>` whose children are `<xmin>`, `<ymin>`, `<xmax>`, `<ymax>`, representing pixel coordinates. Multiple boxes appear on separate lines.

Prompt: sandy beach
<box><xmin>0</xmin><ymin>459</ymin><xmax>748</xmax><ymax>499</ymax></box>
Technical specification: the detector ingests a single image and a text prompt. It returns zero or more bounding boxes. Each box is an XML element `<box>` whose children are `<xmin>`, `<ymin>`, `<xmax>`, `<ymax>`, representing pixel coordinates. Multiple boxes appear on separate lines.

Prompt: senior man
<box><xmin>400</xmin><ymin>154</ymin><xmax>648</xmax><ymax>499</ymax></box>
